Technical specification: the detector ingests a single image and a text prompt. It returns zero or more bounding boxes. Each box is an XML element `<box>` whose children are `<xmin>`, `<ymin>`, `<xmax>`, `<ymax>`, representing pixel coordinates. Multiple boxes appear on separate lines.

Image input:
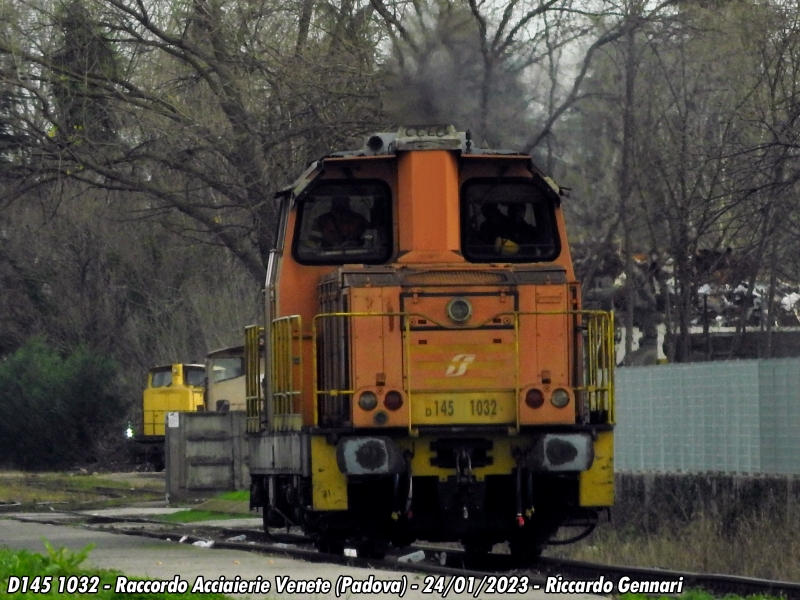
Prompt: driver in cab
<box><xmin>314</xmin><ymin>196</ymin><xmax>368</xmax><ymax>248</ymax></box>
<box><xmin>477</xmin><ymin>202</ymin><xmax>537</xmax><ymax>256</ymax></box>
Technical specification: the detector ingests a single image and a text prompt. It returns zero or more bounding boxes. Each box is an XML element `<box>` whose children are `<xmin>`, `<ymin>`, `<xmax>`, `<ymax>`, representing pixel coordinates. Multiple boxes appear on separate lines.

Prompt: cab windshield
<box><xmin>184</xmin><ymin>366</ymin><xmax>206</xmax><ymax>387</ymax></box>
<box><xmin>150</xmin><ymin>368</ymin><xmax>172</xmax><ymax>388</ymax></box>
<box><xmin>293</xmin><ymin>180</ymin><xmax>392</xmax><ymax>265</ymax></box>
<box><xmin>461</xmin><ymin>179</ymin><xmax>559</xmax><ymax>263</ymax></box>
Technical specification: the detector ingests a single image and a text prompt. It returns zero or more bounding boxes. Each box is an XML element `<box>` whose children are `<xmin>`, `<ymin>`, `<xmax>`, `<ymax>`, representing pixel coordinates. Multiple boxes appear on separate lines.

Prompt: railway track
<box><xmin>37</xmin><ymin>513</ymin><xmax>800</xmax><ymax>599</ymax></box>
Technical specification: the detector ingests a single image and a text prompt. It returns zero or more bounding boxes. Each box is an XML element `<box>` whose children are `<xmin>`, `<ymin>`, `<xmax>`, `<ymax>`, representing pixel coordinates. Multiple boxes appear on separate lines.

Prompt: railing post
<box><xmin>244</xmin><ymin>325</ymin><xmax>263</xmax><ymax>433</ymax></box>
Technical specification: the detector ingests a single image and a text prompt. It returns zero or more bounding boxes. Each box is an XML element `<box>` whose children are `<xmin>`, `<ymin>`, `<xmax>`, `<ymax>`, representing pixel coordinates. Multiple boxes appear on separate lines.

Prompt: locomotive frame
<box><xmin>245</xmin><ymin>125</ymin><xmax>614</xmax><ymax>559</ymax></box>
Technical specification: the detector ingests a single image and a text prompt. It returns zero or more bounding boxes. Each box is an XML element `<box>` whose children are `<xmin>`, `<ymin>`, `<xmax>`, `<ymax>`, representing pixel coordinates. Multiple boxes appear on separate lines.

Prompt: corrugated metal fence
<box><xmin>616</xmin><ymin>358</ymin><xmax>800</xmax><ymax>474</ymax></box>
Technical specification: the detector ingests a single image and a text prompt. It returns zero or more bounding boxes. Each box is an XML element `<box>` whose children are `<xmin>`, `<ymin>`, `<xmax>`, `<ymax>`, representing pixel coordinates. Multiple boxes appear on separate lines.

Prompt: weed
<box><xmin>550</xmin><ymin>511</ymin><xmax>800</xmax><ymax>582</ymax></box>
<box><xmin>43</xmin><ymin>540</ymin><xmax>93</xmax><ymax>572</ymax></box>
<box><xmin>213</xmin><ymin>490</ymin><xmax>249</xmax><ymax>502</ymax></box>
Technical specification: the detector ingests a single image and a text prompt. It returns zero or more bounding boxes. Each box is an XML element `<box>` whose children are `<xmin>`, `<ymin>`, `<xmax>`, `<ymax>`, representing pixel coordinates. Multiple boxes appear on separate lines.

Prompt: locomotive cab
<box><xmin>141</xmin><ymin>363</ymin><xmax>205</xmax><ymax>436</ymax></box>
<box><xmin>136</xmin><ymin>363</ymin><xmax>205</xmax><ymax>470</ymax></box>
<box><xmin>247</xmin><ymin>126</ymin><xmax>614</xmax><ymax>559</ymax></box>
<box><xmin>205</xmin><ymin>346</ymin><xmax>247</xmax><ymax>412</ymax></box>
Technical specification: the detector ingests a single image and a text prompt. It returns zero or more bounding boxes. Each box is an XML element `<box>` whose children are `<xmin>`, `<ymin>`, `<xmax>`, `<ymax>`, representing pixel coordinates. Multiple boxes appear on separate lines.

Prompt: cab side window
<box><xmin>293</xmin><ymin>181</ymin><xmax>392</xmax><ymax>265</ymax></box>
<box><xmin>461</xmin><ymin>179</ymin><xmax>559</xmax><ymax>263</ymax></box>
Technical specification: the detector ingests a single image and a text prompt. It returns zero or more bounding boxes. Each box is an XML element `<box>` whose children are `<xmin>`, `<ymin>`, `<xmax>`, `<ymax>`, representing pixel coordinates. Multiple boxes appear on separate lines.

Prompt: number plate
<box><xmin>411</xmin><ymin>392</ymin><xmax>515</xmax><ymax>425</ymax></box>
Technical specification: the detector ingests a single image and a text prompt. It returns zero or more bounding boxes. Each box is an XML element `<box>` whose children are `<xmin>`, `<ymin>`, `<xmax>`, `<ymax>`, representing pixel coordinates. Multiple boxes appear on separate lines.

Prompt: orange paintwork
<box><xmin>277</xmin><ymin>209</ymin><xmax>337</xmax><ymax>425</ymax></box>
<box><xmin>349</xmin><ymin>286</ymin><xmax>407</xmax><ymax>428</ymax></box>
<box><xmin>552</xmin><ymin>208</ymin><xmax>576</xmax><ymax>281</ymax></box>
<box><xmin>517</xmin><ymin>284</ymin><xmax>575</xmax><ymax>425</ymax></box>
<box><xmin>274</xmin><ymin>148</ymin><xmax>581</xmax><ymax>429</ymax></box>
<box><xmin>397</xmin><ymin>151</ymin><xmax>463</xmax><ymax>264</ymax></box>
<box><xmin>407</xmin><ymin>331</ymin><xmax>516</xmax><ymax>391</ymax></box>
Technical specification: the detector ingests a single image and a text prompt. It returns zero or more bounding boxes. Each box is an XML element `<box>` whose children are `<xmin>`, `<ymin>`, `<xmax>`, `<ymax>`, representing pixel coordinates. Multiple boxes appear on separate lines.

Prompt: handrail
<box><xmin>244</xmin><ymin>317</ymin><xmax>304</xmax><ymax>433</ymax></box>
<box><xmin>244</xmin><ymin>325</ymin><xmax>263</xmax><ymax>433</ymax></box>
<box><xmin>312</xmin><ymin>312</ymin><xmax>412</xmax><ymax>431</ymax></box>
<box><xmin>311</xmin><ymin>309</ymin><xmax>615</xmax><ymax>431</ymax></box>
<box><xmin>247</xmin><ymin>307</ymin><xmax>613</xmax><ymax>433</ymax></box>
<box><xmin>270</xmin><ymin>315</ymin><xmax>303</xmax><ymax>432</ymax></box>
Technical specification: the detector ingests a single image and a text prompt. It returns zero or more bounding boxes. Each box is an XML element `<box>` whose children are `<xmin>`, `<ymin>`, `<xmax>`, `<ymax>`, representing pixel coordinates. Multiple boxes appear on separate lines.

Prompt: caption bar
<box><xmin>6</xmin><ymin>573</ymin><xmax>685</xmax><ymax>596</ymax></box>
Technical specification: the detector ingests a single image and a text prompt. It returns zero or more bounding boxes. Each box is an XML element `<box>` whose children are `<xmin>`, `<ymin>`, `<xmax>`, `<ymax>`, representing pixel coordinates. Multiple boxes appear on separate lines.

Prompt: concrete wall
<box><xmin>165</xmin><ymin>411</ymin><xmax>248</xmax><ymax>502</ymax></box>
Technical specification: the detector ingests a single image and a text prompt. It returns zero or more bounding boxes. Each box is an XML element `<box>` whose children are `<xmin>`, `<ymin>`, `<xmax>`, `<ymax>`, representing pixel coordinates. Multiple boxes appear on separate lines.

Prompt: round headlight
<box><xmin>446</xmin><ymin>297</ymin><xmax>472</xmax><ymax>323</ymax></box>
<box><xmin>525</xmin><ymin>389</ymin><xmax>544</xmax><ymax>409</ymax></box>
<box><xmin>384</xmin><ymin>390</ymin><xmax>403</xmax><ymax>411</ymax></box>
<box><xmin>358</xmin><ymin>391</ymin><xmax>378</xmax><ymax>411</ymax></box>
<box><xmin>373</xmin><ymin>410</ymin><xmax>389</xmax><ymax>425</ymax></box>
<box><xmin>551</xmin><ymin>389</ymin><xmax>570</xmax><ymax>408</ymax></box>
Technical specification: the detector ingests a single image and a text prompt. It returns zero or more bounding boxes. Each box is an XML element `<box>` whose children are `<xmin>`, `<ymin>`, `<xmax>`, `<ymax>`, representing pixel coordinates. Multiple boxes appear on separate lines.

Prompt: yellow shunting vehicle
<box><xmin>134</xmin><ymin>363</ymin><xmax>205</xmax><ymax>469</ymax></box>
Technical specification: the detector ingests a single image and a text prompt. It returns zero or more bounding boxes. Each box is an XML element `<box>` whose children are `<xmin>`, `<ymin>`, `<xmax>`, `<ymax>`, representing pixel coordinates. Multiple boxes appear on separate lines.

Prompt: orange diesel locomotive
<box><xmin>245</xmin><ymin>126</ymin><xmax>614</xmax><ymax>558</ymax></box>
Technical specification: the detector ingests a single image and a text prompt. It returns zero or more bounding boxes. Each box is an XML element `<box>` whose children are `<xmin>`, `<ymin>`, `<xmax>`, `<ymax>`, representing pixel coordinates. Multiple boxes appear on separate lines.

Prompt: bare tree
<box><xmin>371</xmin><ymin>0</ymin><xmax>645</xmax><ymax>149</ymax></box>
<box><xmin>0</xmin><ymin>0</ymin><xmax>386</xmax><ymax>280</ymax></box>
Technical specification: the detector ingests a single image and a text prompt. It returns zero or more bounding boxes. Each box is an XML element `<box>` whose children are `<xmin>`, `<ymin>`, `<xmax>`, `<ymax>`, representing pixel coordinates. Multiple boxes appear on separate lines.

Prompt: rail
<box><xmin>91</xmin><ymin>519</ymin><xmax>800</xmax><ymax>599</ymax></box>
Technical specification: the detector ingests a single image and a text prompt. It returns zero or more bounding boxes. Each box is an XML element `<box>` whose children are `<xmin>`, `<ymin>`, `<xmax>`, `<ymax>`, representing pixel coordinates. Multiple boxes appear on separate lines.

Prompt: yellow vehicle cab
<box><xmin>135</xmin><ymin>363</ymin><xmax>205</xmax><ymax>469</ymax></box>
<box><xmin>142</xmin><ymin>364</ymin><xmax>206</xmax><ymax>435</ymax></box>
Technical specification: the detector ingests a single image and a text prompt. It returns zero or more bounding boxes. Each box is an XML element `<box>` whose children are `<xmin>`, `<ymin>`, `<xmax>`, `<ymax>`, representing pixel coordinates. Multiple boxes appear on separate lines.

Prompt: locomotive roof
<box><xmin>206</xmin><ymin>345</ymin><xmax>245</xmax><ymax>358</ymax></box>
<box><xmin>275</xmin><ymin>125</ymin><xmax>563</xmax><ymax>203</ymax></box>
<box><xmin>328</xmin><ymin>125</ymin><xmax>521</xmax><ymax>157</ymax></box>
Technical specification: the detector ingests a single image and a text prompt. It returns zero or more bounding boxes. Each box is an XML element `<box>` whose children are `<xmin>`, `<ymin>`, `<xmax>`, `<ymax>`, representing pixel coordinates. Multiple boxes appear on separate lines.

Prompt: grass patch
<box><xmin>213</xmin><ymin>490</ymin><xmax>248</xmax><ymax>502</ymax></box>
<box><xmin>0</xmin><ymin>479</ymin><xmax>96</xmax><ymax>505</ymax></box>
<box><xmin>155</xmin><ymin>510</ymin><xmax>252</xmax><ymax>523</ymax></box>
<box><xmin>549</xmin><ymin>511</ymin><xmax>800</xmax><ymax>582</ymax></box>
<box><xmin>0</xmin><ymin>472</ymin><xmax>163</xmax><ymax>508</ymax></box>
<box><xmin>0</xmin><ymin>542</ymin><xmax>232</xmax><ymax>599</ymax></box>
<box><xmin>43</xmin><ymin>474</ymin><xmax>161</xmax><ymax>491</ymax></box>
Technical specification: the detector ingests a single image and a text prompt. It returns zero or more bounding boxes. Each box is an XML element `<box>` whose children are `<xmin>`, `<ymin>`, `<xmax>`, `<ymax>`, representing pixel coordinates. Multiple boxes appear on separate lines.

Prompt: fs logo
<box><xmin>445</xmin><ymin>354</ymin><xmax>476</xmax><ymax>377</ymax></box>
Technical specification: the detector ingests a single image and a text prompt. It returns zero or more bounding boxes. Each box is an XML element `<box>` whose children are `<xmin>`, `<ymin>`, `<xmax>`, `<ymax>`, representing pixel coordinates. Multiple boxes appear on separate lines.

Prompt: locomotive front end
<box><xmin>135</xmin><ymin>363</ymin><xmax>205</xmax><ymax>471</ymax></box>
<box><xmin>246</xmin><ymin>126</ymin><xmax>614</xmax><ymax>558</ymax></box>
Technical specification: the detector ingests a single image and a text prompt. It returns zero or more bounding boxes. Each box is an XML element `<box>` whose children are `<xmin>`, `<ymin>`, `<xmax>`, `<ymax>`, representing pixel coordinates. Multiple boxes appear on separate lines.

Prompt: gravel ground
<box><xmin>1</xmin><ymin>516</ymin><xmax>603</xmax><ymax>600</ymax></box>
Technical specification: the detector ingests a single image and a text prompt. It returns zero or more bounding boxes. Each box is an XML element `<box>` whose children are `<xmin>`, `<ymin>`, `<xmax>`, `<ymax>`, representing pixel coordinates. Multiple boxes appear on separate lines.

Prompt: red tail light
<box><xmin>384</xmin><ymin>390</ymin><xmax>403</xmax><ymax>411</ymax></box>
<box><xmin>525</xmin><ymin>389</ymin><xmax>545</xmax><ymax>409</ymax></box>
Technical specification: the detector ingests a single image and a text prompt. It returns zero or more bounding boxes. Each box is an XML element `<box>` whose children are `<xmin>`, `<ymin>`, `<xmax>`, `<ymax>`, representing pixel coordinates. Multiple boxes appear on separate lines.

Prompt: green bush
<box><xmin>0</xmin><ymin>338</ymin><xmax>125</xmax><ymax>470</ymax></box>
<box><xmin>0</xmin><ymin>542</ymin><xmax>231</xmax><ymax>599</ymax></box>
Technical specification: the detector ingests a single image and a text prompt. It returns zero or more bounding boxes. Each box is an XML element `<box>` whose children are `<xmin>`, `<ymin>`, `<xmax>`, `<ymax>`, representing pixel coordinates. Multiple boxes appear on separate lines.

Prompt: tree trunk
<box><xmin>620</xmin><ymin>11</ymin><xmax>638</xmax><ymax>366</ymax></box>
